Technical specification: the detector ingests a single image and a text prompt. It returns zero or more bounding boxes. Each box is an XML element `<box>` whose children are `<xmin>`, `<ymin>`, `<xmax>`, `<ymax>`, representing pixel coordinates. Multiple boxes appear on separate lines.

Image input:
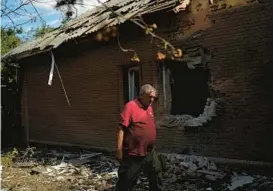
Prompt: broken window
<box><xmin>163</xmin><ymin>61</ymin><xmax>211</xmax><ymax>117</ymax></box>
<box><xmin>122</xmin><ymin>66</ymin><xmax>140</xmax><ymax>103</ymax></box>
<box><xmin>160</xmin><ymin>47</ymin><xmax>217</xmax><ymax>128</ymax></box>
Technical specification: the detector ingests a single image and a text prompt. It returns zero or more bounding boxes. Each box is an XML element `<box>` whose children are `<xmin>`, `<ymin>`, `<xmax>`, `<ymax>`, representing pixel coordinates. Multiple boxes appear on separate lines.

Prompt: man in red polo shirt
<box><xmin>115</xmin><ymin>84</ymin><xmax>163</xmax><ymax>191</ymax></box>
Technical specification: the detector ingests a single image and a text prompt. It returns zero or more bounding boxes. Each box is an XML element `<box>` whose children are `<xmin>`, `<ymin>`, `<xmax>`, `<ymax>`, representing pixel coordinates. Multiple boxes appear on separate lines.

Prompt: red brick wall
<box><xmin>204</xmin><ymin>2</ymin><xmax>273</xmax><ymax>161</ymax></box>
<box><xmin>154</xmin><ymin>2</ymin><xmax>273</xmax><ymax>162</ymax></box>
<box><xmin>20</xmin><ymin>2</ymin><xmax>273</xmax><ymax>161</ymax></box>
<box><xmin>21</xmin><ymin>37</ymin><xmax>158</xmax><ymax>151</ymax></box>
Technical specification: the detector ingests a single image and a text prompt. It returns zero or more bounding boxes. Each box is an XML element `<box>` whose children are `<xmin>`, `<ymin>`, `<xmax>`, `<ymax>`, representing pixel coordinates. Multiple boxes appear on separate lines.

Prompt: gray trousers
<box><xmin>115</xmin><ymin>150</ymin><xmax>163</xmax><ymax>191</ymax></box>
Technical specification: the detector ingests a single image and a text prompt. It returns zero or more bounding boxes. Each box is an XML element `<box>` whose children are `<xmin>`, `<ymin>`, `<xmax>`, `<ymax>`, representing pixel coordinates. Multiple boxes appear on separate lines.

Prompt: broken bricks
<box><xmin>2</xmin><ymin>148</ymin><xmax>273</xmax><ymax>191</ymax></box>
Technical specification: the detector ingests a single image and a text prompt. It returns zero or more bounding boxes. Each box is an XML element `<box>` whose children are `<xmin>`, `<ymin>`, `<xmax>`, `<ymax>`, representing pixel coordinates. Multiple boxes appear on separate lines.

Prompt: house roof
<box><xmin>2</xmin><ymin>0</ymin><xmax>185</xmax><ymax>62</ymax></box>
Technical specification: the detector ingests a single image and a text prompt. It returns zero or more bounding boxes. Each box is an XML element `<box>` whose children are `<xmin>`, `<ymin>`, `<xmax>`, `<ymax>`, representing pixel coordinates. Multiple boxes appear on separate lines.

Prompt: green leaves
<box><xmin>1</xmin><ymin>28</ymin><xmax>21</xmax><ymax>55</ymax></box>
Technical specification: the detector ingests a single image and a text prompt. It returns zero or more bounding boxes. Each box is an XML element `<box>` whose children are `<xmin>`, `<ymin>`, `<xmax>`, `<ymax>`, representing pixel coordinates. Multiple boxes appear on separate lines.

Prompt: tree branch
<box><xmin>1</xmin><ymin>1</ymin><xmax>30</xmax><ymax>17</ymax></box>
<box><xmin>116</xmin><ymin>31</ymin><xmax>135</xmax><ymax>53</ymax></box>
<box><xmin>96</xmin><ymin>0</ymin><xmax>180</xmax><ymax>57</ymax></box>
<box><xmin>1</xmin><ymin>0</ymin><xmax>47</xmax><ymax>29</ymax></box>
<box><xmin>29</xmin><ymin>0</ymin><xmax>46</xmax><ymax>26</ymax></box>
<box><xmin>5</xmin><ymin>14</ymin><xmax>16</xmax><ymax>28</ymax></box>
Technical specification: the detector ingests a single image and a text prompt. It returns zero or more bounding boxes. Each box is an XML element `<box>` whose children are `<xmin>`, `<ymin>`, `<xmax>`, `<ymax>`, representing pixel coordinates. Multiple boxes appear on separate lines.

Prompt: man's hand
<box><xmin>116</xmin><ymin>149</ymin><xmax>123</xmax><ymax>161</ymax></box>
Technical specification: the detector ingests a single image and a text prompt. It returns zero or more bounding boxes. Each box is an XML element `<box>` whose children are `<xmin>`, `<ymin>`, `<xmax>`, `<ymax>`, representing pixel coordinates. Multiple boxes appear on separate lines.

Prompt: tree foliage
<box><xmin>1</xmin><ymin>28</ymin><xmax>21</xmax><ymax>93</ymax></box>
<box><xmin>1</xmin><ymin>28</ymin><xmax>22</xmax><ymax>146</ymax></box>
<box><xmin>1</xmin><ymin>28</ymin><xmax>21</xmax><ymax>55</ymax></box>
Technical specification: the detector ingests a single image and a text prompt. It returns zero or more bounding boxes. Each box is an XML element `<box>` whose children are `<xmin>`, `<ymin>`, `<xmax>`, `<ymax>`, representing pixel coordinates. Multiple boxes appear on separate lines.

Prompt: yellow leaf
<box><xmin>145</xmin><ymin>27</ymin><xmax>153</xmax><ymax>35</ymax></box>
<box><xmin>131</xmin><ymin>53</ymin><xmax>140</xmax><ymax>62</ymax></box>
<box><xmin>164</xmin><ymin>43</ymin><xmax>168</xmax><ymax>50</ymax></box>
<box><xmin>173</xmin><ymin>48</ymin><xmax>183</xmax><ymax>58</ymax></box>
<box><xmin>156</xmin><ymin>52</ymin><xmax>166</xmax><ymax>60</ymax></box>
<box><xmin>95</xmin><ymin>32</ymin><xmax>103</xmax><ymax>41</ymax></box>
<box><xmin>150</xmin><ymin>23</ymin><xmax>157</xmax><ymax>29</ymax></box>
<box><xmin>145</xmin><ymin>28</ymin><xmax>149</xmax><ymax>35</ymax></box>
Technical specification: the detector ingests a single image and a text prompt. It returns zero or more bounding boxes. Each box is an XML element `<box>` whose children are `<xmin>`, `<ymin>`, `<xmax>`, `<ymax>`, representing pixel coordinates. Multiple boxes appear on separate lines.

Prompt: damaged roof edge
<box><xmin>2</xmin><ymin>47</ymin><xmax>53</xmax><ymax>64</ymax></box>
<box><xmin>1</xmin><ymin>0</ymin><xmax>185</xmax><ymax>63</ymax></box>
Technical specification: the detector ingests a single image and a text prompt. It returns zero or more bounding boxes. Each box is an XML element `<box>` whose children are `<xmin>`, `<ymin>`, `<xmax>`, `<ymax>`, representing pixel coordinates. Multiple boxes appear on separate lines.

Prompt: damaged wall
<box><xmin>154</xmin><ymin>1</ymin><xmax>273</xmax><ymax>162</ymax></box>
<box><xmin>156</xmin><ymin>46</ymin><xmax>214</xmax><ymax>129</ymax></box>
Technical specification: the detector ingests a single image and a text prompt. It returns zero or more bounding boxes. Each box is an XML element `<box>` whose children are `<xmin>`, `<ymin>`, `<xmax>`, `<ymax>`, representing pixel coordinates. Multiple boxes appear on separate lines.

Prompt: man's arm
<box><xmin>116</xmin><ymin>103</ymin><xmax>131</xmax><ymax>161</ymax></box>
<box><xmin>116</xmin><ymin>126</ymin><xmax>124</xmax><ymax>161</ymax></box>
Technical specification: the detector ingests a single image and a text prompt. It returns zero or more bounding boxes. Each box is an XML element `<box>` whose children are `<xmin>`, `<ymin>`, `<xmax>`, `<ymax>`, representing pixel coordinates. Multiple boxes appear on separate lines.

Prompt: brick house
<box><xmin>2</xmin><ymin>0</ymin><xmax>273</xmax><ymax>162</ymax></box>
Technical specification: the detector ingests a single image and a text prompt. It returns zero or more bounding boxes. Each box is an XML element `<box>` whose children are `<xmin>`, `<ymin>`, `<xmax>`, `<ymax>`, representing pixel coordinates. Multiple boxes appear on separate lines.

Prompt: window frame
<box><xmin>128</xmin><ymin>66</ymin><xmax>140</xmax><ymax>101</ymax></box>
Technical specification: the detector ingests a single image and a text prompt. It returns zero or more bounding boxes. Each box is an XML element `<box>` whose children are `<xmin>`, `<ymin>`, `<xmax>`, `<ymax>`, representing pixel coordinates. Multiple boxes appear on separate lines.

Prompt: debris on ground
<box><xmin>227</xmin><ymin>174</ymin><xmax>254</xmax><ymax>190</ymax></box>
<box><xmin>1</xmin><ymin>147</ymin><xmax>273</xmax><ymax>191</ymax></box>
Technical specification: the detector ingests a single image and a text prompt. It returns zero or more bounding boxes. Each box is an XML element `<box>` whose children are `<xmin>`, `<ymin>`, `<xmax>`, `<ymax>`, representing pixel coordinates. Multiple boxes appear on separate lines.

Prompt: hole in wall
<box><xmin>165</xmin><ymin>60</ymin><xmax>211</xmax><ymax>117</ymax></box>
<box><xmin>159</xmin><ymin>47</ymin><xmax>217</xmax><ymax>128</ymax></box>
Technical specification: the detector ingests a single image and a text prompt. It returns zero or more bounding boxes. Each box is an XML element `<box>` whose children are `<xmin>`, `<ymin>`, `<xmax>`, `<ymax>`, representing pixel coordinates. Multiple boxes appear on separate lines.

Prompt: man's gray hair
<box><xmin>139</xmin><ymin>84</ymin><xmax>157</xmax><ymax>96</ymax></box>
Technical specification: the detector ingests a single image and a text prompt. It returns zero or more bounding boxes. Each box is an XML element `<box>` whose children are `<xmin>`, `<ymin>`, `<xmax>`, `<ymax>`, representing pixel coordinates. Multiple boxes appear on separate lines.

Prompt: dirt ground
<box><xmin>1</xmin><ymin>147</ymin><xmax>273</xmax><ymax>191</ymax></box>
<box><xmin>2</xmin><ymin>166</ymin><xmax>72</xmax><ymax>191</ymax></box>
<box><xmin>1</xmin><ymin>147</ymin><xmax>117</xmax><ymax>191</ymax></box>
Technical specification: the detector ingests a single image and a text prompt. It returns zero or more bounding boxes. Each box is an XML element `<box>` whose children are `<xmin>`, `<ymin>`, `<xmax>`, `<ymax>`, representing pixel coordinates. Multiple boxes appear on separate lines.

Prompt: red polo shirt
<box><xmin>120</xmin><ymin>99</ymin><xmax>156</xmax><ymax>156</ymax></box>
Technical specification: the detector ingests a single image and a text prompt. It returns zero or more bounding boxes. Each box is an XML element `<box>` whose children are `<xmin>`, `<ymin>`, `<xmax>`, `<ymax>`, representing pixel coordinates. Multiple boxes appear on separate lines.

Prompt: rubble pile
<box><xmin>1</xmin><ymin>148</ymin><xmax>273</xmax><ymax>191</ymax></box>
<box><xmin>164</xmin><ymin>154</ymin><xmax>225</xmax><ymax>178</ymax></box>
<box><xmin>26</xmin><ymin>149</ymin><xmax>120</xmax><ymax>190</ymax></box>
<box><xmin>159</xmin><ymin>98</ymin><xmax>217</xmax><ymax>128</ymax></box>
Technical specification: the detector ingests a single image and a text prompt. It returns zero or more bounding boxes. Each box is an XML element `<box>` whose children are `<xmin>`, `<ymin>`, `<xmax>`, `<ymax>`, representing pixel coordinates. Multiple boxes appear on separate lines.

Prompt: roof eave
<box><xmin>1</xmin><ymin>47</ymin><xmax>53</xmax><ymax>63</ymax></box>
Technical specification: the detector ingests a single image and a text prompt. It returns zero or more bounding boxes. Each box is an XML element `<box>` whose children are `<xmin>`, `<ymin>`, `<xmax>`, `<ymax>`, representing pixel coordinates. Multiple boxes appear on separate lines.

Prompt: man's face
<box><xmin>141</xmin><ymin>91</ymin><xmax>156</xmax><ymax>107</ymax></box>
